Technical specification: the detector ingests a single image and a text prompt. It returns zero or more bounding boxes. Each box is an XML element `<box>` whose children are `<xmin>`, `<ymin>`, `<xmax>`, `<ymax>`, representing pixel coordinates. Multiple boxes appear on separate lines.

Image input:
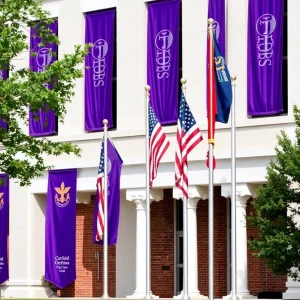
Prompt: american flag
<box><xmin>175</xmin><ymin>92</ymin><xmax>203</xmax><ymax>198</ymax></box>
<box><xmin>96</xmin><ymin>141</ymin><xmax>105</xmax><ymax>241</ymax></box>
<box><xmin>149</xmin><ymin>104</ymin><xmax>170</xmax><ymax>188</ymax></box>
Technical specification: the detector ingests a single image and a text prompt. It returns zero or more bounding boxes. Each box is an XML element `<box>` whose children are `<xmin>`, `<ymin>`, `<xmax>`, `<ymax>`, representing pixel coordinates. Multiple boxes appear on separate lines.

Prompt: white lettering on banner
<box><xmin>92</xmin><ymin>39</ymin><xmax>108</xmax><ymax>87</ymax></box>
<box><xmin>256</xmin><ymin>13</ymin><xmax>276</xmax><ymax>67</ymax></box>
<box><xmin>155</xmin><ymin>29</ymin><xmax>173</xmax><ymax>79</ymax></box>
<box><xmin>37</xmin><ymin>48</ymin><xmax>52</xmax><ymax>72</ymax></box>
<box><xmin>0</xmin><ymin>256</ymin><xmax>4</xmax><ymax>269</ymax></box>
<box><xmin>54</xmin><ymin>256</ymin><xmax>70</xmax><ymax>272</ymax></box>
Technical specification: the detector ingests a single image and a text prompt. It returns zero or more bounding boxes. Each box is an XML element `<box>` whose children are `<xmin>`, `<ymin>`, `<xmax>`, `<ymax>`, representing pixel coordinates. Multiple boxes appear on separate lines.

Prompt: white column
<box><xmin>173</xmin><ymin>186</ymin><xmax>208</xmax><ymax>300</ymax></box>
<box><xmin>126</xmin><ymin>189</ymin><xmax>163</xmax><ymax>299</ymax></box>
<box><xmin>222</xmin><ymin>184</ymin><xmax>257</xmax><ymax>300</ymax></box>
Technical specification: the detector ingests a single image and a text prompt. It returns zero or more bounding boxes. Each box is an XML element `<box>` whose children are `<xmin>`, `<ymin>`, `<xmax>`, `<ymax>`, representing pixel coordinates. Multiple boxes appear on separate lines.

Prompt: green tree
<box><xmin>0</xmin><ymin>0</ymin><xmax>89</xmax><ymax>186</ymax></box>
<box><xmin>248</xmin><ymin>106</ymin><xmax>300</xmax><ymax>281</ymax></box>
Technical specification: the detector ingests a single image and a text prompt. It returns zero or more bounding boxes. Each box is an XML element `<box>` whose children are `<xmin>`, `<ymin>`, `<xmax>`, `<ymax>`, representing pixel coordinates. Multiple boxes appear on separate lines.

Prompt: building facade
<box><xmin>0</xmin><ymin>0</ymin><xmax>299</xmax><ymax>298</ymax></box>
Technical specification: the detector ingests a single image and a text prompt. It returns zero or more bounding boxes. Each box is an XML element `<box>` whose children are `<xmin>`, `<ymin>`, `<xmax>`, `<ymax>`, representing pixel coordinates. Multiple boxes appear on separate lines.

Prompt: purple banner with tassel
<box><xmin>208</xmin><ymin>0</ymin><xmax>226</xmax><ymax>56</ymax></box>
<box><xmin>247</xmin><ymin>0</ymin><xmax>284</xmax><ymax>116</ymax></box>
<box><xmin>0</xmin><ymin>174</ymin><xmax>9</xmax><ymax>284</ymax></box>
<box><xmin>29</xmin><ymin>20</ymin><xmax>58</xmax><ymax>136</ymax></box>
<box><xmin>85</xmin><ymin>9</ymin><xmax>116</xmax><ymax>131</ymax></box>
<box><xmin>147</xmin><ymin>0</ymin><xmax>180</xmax><ymax>125</ymax></box>
<box><xmin>45</xmin><ymin>169</ymin><xmax>77</xmax><ymax>289</ymax></box>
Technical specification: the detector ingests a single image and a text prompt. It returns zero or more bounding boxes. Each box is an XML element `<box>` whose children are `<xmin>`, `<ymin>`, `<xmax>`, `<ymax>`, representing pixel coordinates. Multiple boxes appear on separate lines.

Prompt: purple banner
<box><xmin>247</xmin><ymin>0</ymin><xmax>284</xmax><ymax>116</ymax></box>
<box><xmin>208</xmin><ymin>0</ymin><xmax>226</xmax><ymax>56</ymax></box>
<box><xmin>0</xmin><ymin>174</ymin><xmax>9</xmax><ymax>284</ymax></box>
<box><xmin>85</xmin><ymin>10</ymin><xmax>115</xmax><ymax>131</ymax></box>
<box><xmin>0</xmin><ymin>70</ymin><xmax>8</xmax><ymax>131</ymax></box>
<box><xmin>29</xmin><ymin>20</ymin><xmax>58</xmax><ymax>136</ymax></box>
<box><xmin>45</xmin><ymin>169</ymin><xmax>77</xmax><ymax>289</ymax></box>
<box><xmin>147</xmin><ymin>0</ymin><xmax>180</xmax><ymax>125</ymax></box>
<box><xmin>93</xmin><ymin>139</ymin><xmax>122</xmax><ymax>245</ymax></box>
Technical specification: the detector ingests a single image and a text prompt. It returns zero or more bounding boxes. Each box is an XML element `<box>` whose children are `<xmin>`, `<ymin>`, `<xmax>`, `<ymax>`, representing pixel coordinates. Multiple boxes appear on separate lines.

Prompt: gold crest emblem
<box><xmin>54</xmin><ymin>182</ymin><xmax>71</xmax><ymax>207</ymax></box>
<box><xmin>0</xmin><ymin>192</ymin><xmax>4</xmax><ymax>210</ymax></box>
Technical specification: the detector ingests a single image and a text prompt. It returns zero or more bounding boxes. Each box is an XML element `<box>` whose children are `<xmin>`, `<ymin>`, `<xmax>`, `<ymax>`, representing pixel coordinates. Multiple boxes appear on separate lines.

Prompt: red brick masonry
<box><xmin>59</xmin><ymin>189</ymin><xmax>286</xmax><ymax>297</ymax></box>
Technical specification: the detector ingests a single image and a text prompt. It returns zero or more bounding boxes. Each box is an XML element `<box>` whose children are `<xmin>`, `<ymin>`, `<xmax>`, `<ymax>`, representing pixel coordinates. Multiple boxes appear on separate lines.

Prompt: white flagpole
<box><xmin>230</xmin><ymin>75</ymin><xmax>237</xmax><ymax>300</ymax></box>
<box><xmin>180</xmin><ymin>78</ymin><xmax>191</xmax><ymax>300</ymax></box>
<box><xmin>208</xmin><ymin>18</ymin><xmax>214</xmax><ymax>300</ymax></box>
<box><xmin>145</xmin><ymin>85</ymin><xmax>152</xmax><ymax>299</ymax></box>
<box><xmin>102</xmin><ymin>119</ymin><xmax>109</xmax><ymax>299</ymax></box>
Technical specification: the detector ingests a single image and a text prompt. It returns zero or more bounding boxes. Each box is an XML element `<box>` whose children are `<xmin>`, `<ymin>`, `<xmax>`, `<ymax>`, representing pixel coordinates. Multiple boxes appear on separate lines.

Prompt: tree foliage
<box><xmin>248</xmin><ymin>106</ymin><xmax>300</xmax><ymax>281</ymax></box>
<box><xmin>0</xmin><ymin>0</ymin><xmax>89</xmax><ymax>185</ymax></box>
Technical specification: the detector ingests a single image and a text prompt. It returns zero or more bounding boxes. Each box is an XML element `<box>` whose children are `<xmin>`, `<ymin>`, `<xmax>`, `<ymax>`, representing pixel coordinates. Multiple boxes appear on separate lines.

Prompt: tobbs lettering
<box><xmin>55</xmin><ymin>256</ymin><xmax>70</xmax><ymax>265</ymax></box>
<box><xmin>256</xmin><ymin>14</ymin><xmax>276</xmax><ymax>67</ymax></box>
<box><xmin>92</xmin><ymin>39</ymin><xmax>108</xmax><ymax>88</ymax></box>
<box><xmin>155</xmin><ymin>29</ymin><xmax>173</xmax><ymax>79</ymax></box>
<box><xmin>0</xmin><ymin>256</ymin><xmax>4</xmax><ymax>266</ymax></box>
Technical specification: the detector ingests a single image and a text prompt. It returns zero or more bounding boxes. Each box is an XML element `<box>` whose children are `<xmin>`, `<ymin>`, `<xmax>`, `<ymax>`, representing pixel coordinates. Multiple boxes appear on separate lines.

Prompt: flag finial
<box><xmin>208</xmin><ymin>18</ymin><xmax>214</xmax><ymax>26</ymax></box>
<box><xmin>145</xmin><ymin>85</ymin><xmax>151</xmax><ymax>91</ymax></box>
<box><xmin>103</xmin><ymin>119</ymin><xmax>108</xmax><ymax>125</ymax></box>
<box><xmin>180</xmin><ymin>78</ymin><xmax>187</xmax><ymax>85</ymax></box>
<box><xmin>231</xmin><ymin>75</ymin><xmax>237</xmax><ymax>86</ymax></box>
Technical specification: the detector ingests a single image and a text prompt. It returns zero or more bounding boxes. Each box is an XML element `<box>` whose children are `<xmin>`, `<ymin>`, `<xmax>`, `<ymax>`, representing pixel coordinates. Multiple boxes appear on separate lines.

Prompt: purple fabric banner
<box><xmin>93</xmin><ymin>138</ymin><xmax>122</xmax><ymax>245</ymax></box>
<box><xmin>29</xmin><ymin>20</ymin><xmax>58</xmax><ymax>136</ymax></box>
<box><xmin>0</xmin><ymin>174</ymin><xmax>9</xmax><ymax>284</ymax></box>
<box><xmin>247</xmin><ymin>0</ymin><xmax>284</xmax><ymax>116</ymax></box>
<box><xmin>147</xmin><ymin>0</ymin><xmax>180</xmax><ymax>125</ymax></box>
<box><xmin>208</xmin><ymin>0</ymin><xmax>226</xmax><ymax>56</ymax></box>
<box><xmin>85</xmin><ymin>10</ymin><xmax>115</xmax><ymax>131</ymax></box>
<box><xmin>45</xmin><ymin>169</ymin><xmax>77</xmax><ymax>289</ymax></box>
<box><xmin>0</xmin><ymin>70</ymin><xmax>8</xmax><ymax>131</ymax></box>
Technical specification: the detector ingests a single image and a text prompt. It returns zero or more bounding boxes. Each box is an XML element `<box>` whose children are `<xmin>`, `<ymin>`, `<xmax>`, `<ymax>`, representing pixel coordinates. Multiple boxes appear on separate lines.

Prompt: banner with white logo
<box><xmin>29</xmin><ymin>20</ymin><xmax>58</xmax><ymax>136</ymax></box>
<box><xmin>85</xmin><ymin>9</ymin><xmax>115</xmax><ymax>131</ymax></box>
<box><xmin>0</xmin><ymin>174</ymin><xmax>9</xmax><ymax>284</ymax></box>
<box><xmin>45</xmin><ymin>169</ymin><xmax>77</xmax><ymax>289</ymax></box>
<box><xmin>147</xmin><ymin>0</ymin><xmax>180</xmax><ymax>125</ymax></box>
<box><xmin>208</xmin><ymin>0</ymin><xmax>226</xmax><ymax>56</ymax></box>
<box><xmin>247</xmin><ymin>0</ymin><xmax>284</xmax><ymax>116</ymax></box>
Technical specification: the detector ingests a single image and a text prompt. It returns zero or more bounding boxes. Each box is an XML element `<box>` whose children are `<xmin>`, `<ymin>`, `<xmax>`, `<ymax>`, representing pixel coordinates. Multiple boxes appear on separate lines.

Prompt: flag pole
<box><xmin>180</xmin><ymin>78</ymin><xmax>191</xmax><ymax>300</ymax></box>
<box><xmin>208</xmin><ymin>18</ymin><xmax>214</xmax><ymax>300</ymax></box>
<box><xmin>102</xmin><ymin>119</ymin><xmax>109</xmax><ymax>300</ymax></box>
<box><xmin>144</xmin><ymin>85</ymin><xmax>152</xmax><ymax>300</ymax></box>
<box><xmin>230</xmin><ymin>75</ymin><xmax>237</xmax><ymax>300</ymax></box>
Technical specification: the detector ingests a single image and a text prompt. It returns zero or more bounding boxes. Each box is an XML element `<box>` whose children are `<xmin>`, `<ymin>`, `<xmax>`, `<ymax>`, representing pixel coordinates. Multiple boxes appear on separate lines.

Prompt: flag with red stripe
<box><xmin>175</xmin><ymin>92</ymin><xmax>203</xmax><ymax>198</ymax></box>
<box><xmin>149</xmin><ymin>104</ymin><xmax>170</xmax><ymax>188</ymax></box>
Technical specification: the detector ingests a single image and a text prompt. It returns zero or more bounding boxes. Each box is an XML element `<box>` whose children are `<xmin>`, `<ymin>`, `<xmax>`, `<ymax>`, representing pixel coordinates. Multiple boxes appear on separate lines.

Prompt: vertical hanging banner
<box><xmin>85</xmin><ymin>10</ymin><xmax>115</xmax><ymax>131</ymax></box>
<box><xmin>93</xmin><ymin>138</ymin><xmax>123</xmax><ymax>245</ymax></box>
<box><xmin>247</xmin><ymin>0</ymin><xmax>284</xmax><ymax>116</ymax></box>
<box><xmin>0</xmin><ymin>174</ymin><xmax>9</xmax><ymax>284</ymax></box>
<box><xmin>147</xmin><ymin>0</ymin><xmax>180</xmax><ymax>125</ymax></box>
<box><xmin>0</xmin><ymin>70</ymin><xmax>8</xmax><ymax>131</ymax></box>
<box><xmin>208</xmin><ymin>0</ymin><xmax>226</xmax><ymax>56</ymax></box>
<box><xmin>29</xmin><ymin>19</ymin><xmax>58</xmax><ymax>136</ymax></box>
<box><xmin>45</xmin><ymin>169</ymin><xmax>77</xmax><ymax>289</ymax></box>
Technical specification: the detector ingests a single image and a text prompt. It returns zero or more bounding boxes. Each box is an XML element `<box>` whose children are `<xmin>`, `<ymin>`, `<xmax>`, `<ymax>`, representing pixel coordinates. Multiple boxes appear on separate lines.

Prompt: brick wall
<box><xmin>151</xmin><ymin>189</ymin><xmax>175</xmax><ymax>298</ymax></box>
<box><xmin>247</xmin><ymin>198</ymin><xmax>286</xmax><ymax>295</ymax></box>
<box><xmin>197</xmin><ymin>186</ymin><xmax>228</xmax><ymax>298</ymax></box>
<box><xmin>57</xmin><ymin>190</ymin><xmax>287</xmax><ymax>298</ymax></box>
<box><xmin>59</xmin><ymin>196</ymin><xmax>116</xmax><ymax>297</ymax></box>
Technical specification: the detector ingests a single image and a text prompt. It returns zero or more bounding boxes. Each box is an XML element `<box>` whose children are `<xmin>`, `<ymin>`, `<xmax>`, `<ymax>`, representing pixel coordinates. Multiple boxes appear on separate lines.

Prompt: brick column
<box><xmin>126</xmin><ymin>189</ymin><xmax>163</xmax><ymax>299</ymax></box>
